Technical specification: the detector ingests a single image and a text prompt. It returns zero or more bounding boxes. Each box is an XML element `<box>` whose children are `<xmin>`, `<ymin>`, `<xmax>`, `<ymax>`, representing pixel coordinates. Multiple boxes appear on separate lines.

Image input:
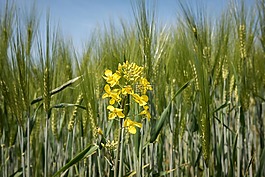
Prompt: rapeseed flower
<box><xmin>102</xmin><ymin>61</ymin><xmax>152</xmax><ymax>133</ymax></box>
<box><xmin>117</xmin><ymin>61</ymin><xmax>143</xmax><ymax>83</ymax></box>
<box><xmin>139</xmin><ymin>105</ymin><xmax>151</xmax><ymax>120</ymax></box>
<box><xmin>103</xmin><ymin>69</ymin><xmax>121</xmax><ymax>87</ymax></box>
<box><xmin>107</xmin><ymin>105</ymin><xmax>125</xmax><ymax>119</ymax></box>
<box><xmin>124</xmin><ymin>118</ymin><xmax>142</xmax><ymax>134</ymax></box>
<box><xmin>102</xmin><ymin>84</ymin><xmax>121</xmax><ymax>104</ymax></box>
<box><xmin>122</xmin><ymin>85</ymin><xmax>133</xmax><ymax>95</ymax></box>
<box><xmin>138</xmin><ymin>77</ymin><xmax>152</xmax><ymax>94</ymax></box>
<box><xmin>132</xmin><ymin>93</ymin><xmax>148</xmax><ymax>106</ymax></box>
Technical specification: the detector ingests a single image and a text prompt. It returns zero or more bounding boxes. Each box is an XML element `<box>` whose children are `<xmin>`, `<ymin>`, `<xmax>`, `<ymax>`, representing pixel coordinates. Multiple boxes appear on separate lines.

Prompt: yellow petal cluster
<box><xmin>118</xmin><ymin>61</ymin><xmax>143</xmax><ymax>83</ymax></box>
<box><xmin>138</xmin><ymin>77</ymin><xmax>152</xmax><ymax>94</ymax></box>
<box><xmin>132</xmin><ymin>93</ymin><xmax>148</xmax><ymax>106</ymax></box>
<box><xmin>124</xmin><ymin>118</ymin><xmax>142</xmax><ymax>134</ymax></box>
<box><xmin>122</xmin><ymin>85</ymin><xmax>133</xmax><ymax>95</ymax></box>
<box><xmin>107</xmin><ymin>105</ymin><xmax>125</xmax><ymax>119</ymax></box>
<box><xmin>103</xmin><ymin>70</ymin><xmax>121</xmax><ymax>87</ymax></box>
<box><xmin>139</xmin><ymin>105</ymin><xmax>151</xmax><ymax>120</ymax></box>
<box><xmin>102</xmin><ymin>61</ymin><xmax>153</xmax><ymax>134</ymax></box>
<box><xmin>102</xmin><ymin>84</ymin><xmax>121</xmax><ymax>105</ymax></box>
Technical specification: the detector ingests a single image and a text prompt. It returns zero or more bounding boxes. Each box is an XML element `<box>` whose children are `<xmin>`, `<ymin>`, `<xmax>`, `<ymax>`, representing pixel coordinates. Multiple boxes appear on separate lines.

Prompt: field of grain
<box><xmin>1</xmin><ymin>0</ymin><xmax>265</xmax><ymax>176</ymax></box>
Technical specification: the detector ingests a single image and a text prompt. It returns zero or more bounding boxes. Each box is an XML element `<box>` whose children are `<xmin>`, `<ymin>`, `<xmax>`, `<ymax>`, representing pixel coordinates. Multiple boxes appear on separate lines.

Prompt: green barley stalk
<box><xmin>1</xmin><ymin>0</ymin><xmax>265</xmax><ymax>176</ymax></box>
<box><xmin>43</xmin><ymin>12</ymin><xmax>53</xmax><ymax>177</ymax></box>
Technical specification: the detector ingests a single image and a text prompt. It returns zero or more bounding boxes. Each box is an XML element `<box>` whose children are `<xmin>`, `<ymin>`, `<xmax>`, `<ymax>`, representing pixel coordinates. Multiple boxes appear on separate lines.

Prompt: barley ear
<box><xmin>51</xmin><ymin>111</ymin><xmax>58</xmax><ymax>138</ymax></box>
<box><xmin>200</xmin><ymin>113</ymin><xmax>210</xmax><ymax>166</ymax></box>
<box><xmin>43</xmin><ymin>67</ymin><xmax>50</xmax><ymax>113</ymax></box>
<box><xmin>68</xmin><ymin>93</ymin><xmax>83</xmax><ymax>132</ymax></box>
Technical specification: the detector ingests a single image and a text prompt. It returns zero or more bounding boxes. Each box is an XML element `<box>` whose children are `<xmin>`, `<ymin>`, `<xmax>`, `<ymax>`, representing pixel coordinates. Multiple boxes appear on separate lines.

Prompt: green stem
<box><xmin>27</xmin><ymin>115</ymin><xmax>30</xmax><ymax>177</ymax></box>
<box><xmin>97</xmin><ymin>148</ymin><xmax>102</xmax><ymax>177</ymax></box>
<box><xmin>138</xmin><ymin>126</ymin><xmax>143</xmax><ymax>177</ymax></box>
<box><xmin>44</xmin><ymin>113</ymin><xmax>49</xmax><ymax>177</ymax></box>
<box><xmin>118</xmin><ymin>120</ymin><xmax>125</xmax><ymax>177</ymax></box>
<box><xmin>19</xmin><ymin>126</ymin><xmax>25</xmax><ymax>177</ymax></box>
<box><xmin>114</xmin><ymin>119</ymin><xmax>124</xmax><ymax>177</ymax></box>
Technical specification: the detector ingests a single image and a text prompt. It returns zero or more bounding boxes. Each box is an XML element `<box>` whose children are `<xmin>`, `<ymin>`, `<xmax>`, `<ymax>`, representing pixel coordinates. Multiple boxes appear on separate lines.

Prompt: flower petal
<box><xmin>124</xmin><ymin>119</ymin><xmax>130</xmax><ymax>127</ymax></box>
<box><xmin>143</xmin><ymin>105</ymin><xmax>149</xmax><ymax>110</ymax></box>
<box><xmin>109</xmin><ymin>99</ymin><xmax>115</xmax><ymax>105</ymax></box>
<box><xmin>128</xmin><ymin>126</ymin><xmax>136</xmax><ymax>134</ymax></box>
<box><xmin>134</xmin><ymin>122</ymin><xmax>142</xmax><ymax>128</ymax></box>
<box><xmin>104</xmin><ymin>84</ymin><xmax>111</xmax><ymax>93</ymax></box>
<box><xmin>117</xmin><ymin>111</ymin><xmax>125</xmax><ymax>118</ymax></box>
<box><xmin>141</xmin><ymin>95</ymin><xmax>148</xmax><ymax>102</ymax></box>
<box><xmin>124</xmin><ymin>118</ymin><xmax>142</xmax><ymax>134</ymax></box>
<box><xmin>102</xmin><ymin>93</ymin><xmax>109</xmax><ymax>99</ymax></box>
<box><xmin>139</xmin><ymin>110</ymin><xmax>146</xmax><ymax>115</ymax></box>
<box><xmin>107</xmin><ymin>105</ymin><xmax>114</xmax><ymax>111</ymax></box>
<box><xmin>105</xmin><ymin>70</ymin><xmax>112</xmax><ymax>76</ymax></box>
<box><xmin>108</xmin><ymin>113</ymin><xmax>116</xmax><ymax>119</ymax></box>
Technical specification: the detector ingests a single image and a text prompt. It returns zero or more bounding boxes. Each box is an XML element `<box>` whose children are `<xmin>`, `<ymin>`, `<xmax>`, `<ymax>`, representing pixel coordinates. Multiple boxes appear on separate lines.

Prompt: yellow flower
<box><xmin>107</xmin><ymin>105</ymin><xmax>125</xmax><ymax>119</ymax></box>
<box><xmin>124</xmin><ymin>118</ymin><xmax>142</xmax><ymax>134</ymax></box>
<box><xmin>122</xmin><ymin>85</ymin><xmax>133</xmax><ymax>95</ymax></box>
<box><xmin>139</xmin><ymin>105</ymin><xmax>151</xmax><ymax>120</ymax></box>
<box><xmin>132</xmin><ymin>93</ymin><xmax>148</xmax><ymax>106</ymax></box>
<box><xmin>118</xmin><ymin>61</ymin><xmax>143</xmax><ymax>83</ymax></box>
<box><xmin>102</xmin><ymin>84</ymin><xmax>121</xmax><ymax>104</ymax></box>
<box><xmin>96</xmin><ymin>127</ymin><xmax>103</xmax><ymax>135</ymax></box>
<box><xmin>103</xmin><ymin>69</ymin><xmax>121</xmax><ymax>87</ymax></box>
<box><xmin>138</xmin><ymin>77</ymin><xmax>152</xmax><ymax>94</ymax></box>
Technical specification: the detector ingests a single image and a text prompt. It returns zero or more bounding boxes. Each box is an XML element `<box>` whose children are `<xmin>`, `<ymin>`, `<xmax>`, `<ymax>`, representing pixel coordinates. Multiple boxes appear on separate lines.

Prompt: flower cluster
<box><xmin>102</xmin><ymin>61</ymin><xmax>152</xmax><ymax>134</ymax></box>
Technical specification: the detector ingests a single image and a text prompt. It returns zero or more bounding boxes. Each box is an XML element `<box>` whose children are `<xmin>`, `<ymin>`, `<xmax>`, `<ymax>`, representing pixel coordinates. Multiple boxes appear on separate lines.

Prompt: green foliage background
<box><xmin>1</xmin><ymin>0</ymin><xmax>265</xmax><ymax>176</ymax></box>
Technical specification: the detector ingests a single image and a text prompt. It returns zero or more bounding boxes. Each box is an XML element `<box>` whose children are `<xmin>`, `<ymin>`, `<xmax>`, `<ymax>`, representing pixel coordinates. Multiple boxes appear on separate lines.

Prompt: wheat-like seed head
<box><xmin>235</xmin><ymin>86</ymin><xmax>239</xmax><ymax>103</ymax></box>
<box><xmin>43</xmin><ymin>67</ymin><xmax>50</xmax><ymax>113</ymax></box>
<box><xmin>68</xmin><ymin>93</ymin><xmax>83</xmax><ymax>132</ymax></box>
<box><xmin>241</xmin><ymin>91</ymin><xmax>250</xmax><ymax>112</ymax></box>
<box><xmin>229</xmin><ymin>75</ymin><xmax>235</xmax><ymax>101</ymax></box>
<box><xmin>222</xmin><ymin>56</ymin><xmax>229</xmax><ymax>80</ymax></box>
<box><xmin>87</xmin><ymin>101</ymin><xmax>96</xmax><ymax>139</ymax></box>
<box><xmin>214</xmin><ymin>59</ymin><xmax>222</xmax><ymax>88</ymax></box>
<box><xmin>51</xmin><ymin>111</ymin><xmax>58</xmax><ymax>138</ymax></box>
<box><xmin>82</xmin><ymin>110</ymin><xmax>88</xmax><ymax>134</ymax></box>
<box><xmin>239</xmin><ymin>25</ymin><xmax>247</xmax><ymax>60</ymax></box>
<box><xmin>170</xmin><ymin>79</ymin><xmax>175</xmax><ymax>100</ymax></box>
<box><xmin>190</xmin><ymin>61</ymin><xmax>199</xmax><ymax>91</ymax></box>
<box><xmin>200</xmin><ymin>113</ymin><xmax>210</xmax><ymax>164</ymax></box>
<box><xmin>95</xmin><ymin>72</ymin><xmax>100</xmax><ymax>99</ymax></box>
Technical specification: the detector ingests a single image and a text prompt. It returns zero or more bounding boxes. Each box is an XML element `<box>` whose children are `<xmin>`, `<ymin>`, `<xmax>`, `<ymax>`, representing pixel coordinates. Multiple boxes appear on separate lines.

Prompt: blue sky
<box><xmin>0</xmin><ymin>0</ymin><xmax>255</xmax><ymax>51</ymax></box>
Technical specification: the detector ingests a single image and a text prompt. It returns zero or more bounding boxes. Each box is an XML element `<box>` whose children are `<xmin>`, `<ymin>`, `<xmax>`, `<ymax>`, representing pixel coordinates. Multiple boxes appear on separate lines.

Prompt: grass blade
<box><xmin>52</xmin><ymin>144</ymin><xmax>98</xmax><ymax>177</ymax></box>
<box><xmin>150</xmin><ymin>79</ymin><xmax>192</xmax><ymax>143</ymax></box>
<box><xmin>31</xmin><ymin>75</ymin><xmax>82</xmax><ymax>105</ymax></box>
<box><xmin>255</xmin><ymin>148</ymin><xmax>265</xmax><ymax>177</ymax></box>
<box><xmin>150</xmin><ymin>102</ymin><xmax>171</xmax><ymax>143</ymax></box>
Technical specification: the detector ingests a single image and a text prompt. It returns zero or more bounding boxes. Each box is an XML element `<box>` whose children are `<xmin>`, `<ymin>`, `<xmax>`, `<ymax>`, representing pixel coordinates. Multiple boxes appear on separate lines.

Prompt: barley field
<box><xmin>0</xmin><ymin>0</ymin><xmax>265</xmax><ymax>177</ymax></box>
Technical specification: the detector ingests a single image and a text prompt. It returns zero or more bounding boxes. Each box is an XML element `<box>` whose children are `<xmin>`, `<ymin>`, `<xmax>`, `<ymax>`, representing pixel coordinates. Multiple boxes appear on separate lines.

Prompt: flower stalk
<box><xmin>102</xmin><ymin>61</ymin><xmax>152</xmax><ymax>176</ymax></box>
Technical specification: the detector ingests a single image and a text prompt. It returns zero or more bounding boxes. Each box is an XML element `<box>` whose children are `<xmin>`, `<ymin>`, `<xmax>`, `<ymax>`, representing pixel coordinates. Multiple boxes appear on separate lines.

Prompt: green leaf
<box><xmin>124</xmin><ymin>171</ymin><xmax>136</xmax><ymax>177</ymax></box>
<box><xmin>106</xmin><ymin>119</ymin><xmax>114</xmax><ymax>137</ymax></box>
<box><xmin>172</xmin><ymin>79</ymin><xmax>193</xmax><ymax>101</ymax></box>
<box><xmin>229</xmin><ymin>133</ymin><xmax>238</xmax><ymax>177</ymax></box>
<box><xmin>31</xmin><ymin>75</ymin><xmax>82</xmax><ymax>105</ymax></box>
<box><xmin>150</xmin><ymin>79</ymin><xmax>192</xmax><ymax>143</ymax></box>
<box><xmin>213</xmin><ymin>101</ymin><xmax>230</xmax><ymax>113</ymax></box>
<box><xmin>50</xmin><ymin>103</ymin><xmax>86</xmax><ymax>110</ymax></box>
<box><xmin>255</xmin><ymin>148</ymin><xmax>265</xmax><ymax>177</ymax></box>
<box><xmin>52</xmin><ymin>144</ymin><xmax>98</xmax><ymax>177</ymax></box>
<box><xmin>9</xmin><ymin>166</ymin><xmax>26</xmax><ymax>177</ymax></box>
<box><xmin>47</xmin><ymin>103</ymin><xmax>86</xmax><ymax>119</ymax></box>
<box><xmin>150</xmin><ymin>102</ymin><xmax>171</xmax><ymax>143</ymax></box>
